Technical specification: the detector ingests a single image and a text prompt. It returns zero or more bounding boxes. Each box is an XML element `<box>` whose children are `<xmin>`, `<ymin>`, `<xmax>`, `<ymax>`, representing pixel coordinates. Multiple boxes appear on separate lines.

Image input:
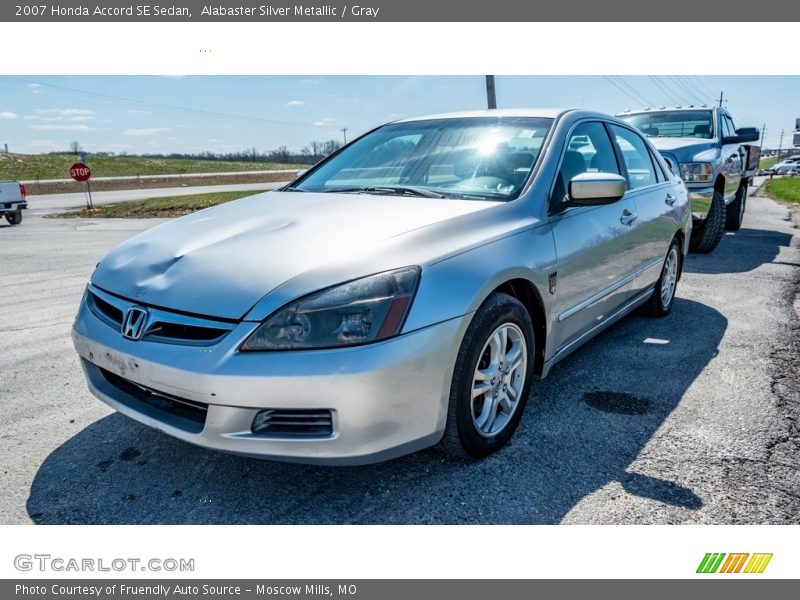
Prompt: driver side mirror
<box><xmin>722</xmin><ymin>127</ymin><xmax>760</xmax><ymax>145</ymax></box>
<box><xmin>565</xmin><ymin>172</ymin><xmax>627</xmax><ymax>207</ymax></box>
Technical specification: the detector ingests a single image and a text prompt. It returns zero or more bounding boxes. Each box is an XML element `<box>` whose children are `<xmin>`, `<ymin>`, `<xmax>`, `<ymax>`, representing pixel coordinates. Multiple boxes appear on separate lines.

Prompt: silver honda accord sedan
<box><xmin>72</xmin><ymin>109</ymin><xmax>691</xmax><ymax>464</ymax></box>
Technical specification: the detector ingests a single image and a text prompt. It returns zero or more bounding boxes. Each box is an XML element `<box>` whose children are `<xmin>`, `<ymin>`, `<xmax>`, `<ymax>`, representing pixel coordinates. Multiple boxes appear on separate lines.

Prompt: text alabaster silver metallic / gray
<box><xmin>5</xmin><ymin>0</ymin><xmax>791</xmax><ymax>21</ymax></box>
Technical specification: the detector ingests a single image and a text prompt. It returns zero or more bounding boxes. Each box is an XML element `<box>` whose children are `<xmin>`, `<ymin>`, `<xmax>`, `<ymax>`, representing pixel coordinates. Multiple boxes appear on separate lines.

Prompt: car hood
<box><xmin>647</xmin><ymin>136</ymin><xmax>717</xmax><ymax>159</ymax></box>
<box><xmin>91</xmin><ymin>191</ymin><xmax>498</xmax><ymax>320</ymax></box>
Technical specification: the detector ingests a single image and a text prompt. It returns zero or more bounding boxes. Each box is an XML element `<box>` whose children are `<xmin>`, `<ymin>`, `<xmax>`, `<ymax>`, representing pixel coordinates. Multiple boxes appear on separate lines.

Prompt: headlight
<box><xmin>241</xmin><ymin>267</ymin><xmax>421</xmax><ymax>351</ymax></box>
<box><xmin>679</xmin><ymin>162</ymin><xmax>714</xmax><ymax>183</ymax></box>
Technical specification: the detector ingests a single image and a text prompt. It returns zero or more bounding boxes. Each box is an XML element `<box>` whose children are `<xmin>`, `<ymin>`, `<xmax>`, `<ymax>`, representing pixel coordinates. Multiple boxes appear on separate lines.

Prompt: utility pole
<box><xmin>485</xmin><ymin>75</ymin><xmax>497</xmax><ymax>110</ymax></box>
<box><xmin>778</xmin><ymin>129</ymin><xmax>785</xmax><ymax>159</ymax></box>
<box><xmin>340</xmin><ymin>127</ymin><xmax>348</xmax><ymax>145</ymax></box>
<box><xmin>718</xmin><ymin>91</ymin><xmax>728</xmax><ymax>107</ymax></box>
<box><xmin>760</xmin><ymin>123</ymin><xmax>766</xmax><ymax>150</ymax></box>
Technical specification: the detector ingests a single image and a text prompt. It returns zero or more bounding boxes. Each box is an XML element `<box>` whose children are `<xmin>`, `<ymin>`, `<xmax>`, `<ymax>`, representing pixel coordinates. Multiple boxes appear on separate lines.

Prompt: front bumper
<box><xmin>687</xmin><ymin>186</ymin><xmax>715</xmax><ymax>220</ymax></box>
<box><xmin>72</xmin><ymin>293</ymin><xmax>468</xmax><ymax>465</ymax></box>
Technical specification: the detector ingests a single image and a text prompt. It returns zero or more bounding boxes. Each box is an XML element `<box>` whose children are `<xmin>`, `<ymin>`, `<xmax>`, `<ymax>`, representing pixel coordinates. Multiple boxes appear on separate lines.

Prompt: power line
<box><xmin>648</xmin><ymin>76</ymin><xmax>679</xmax><ymax>105</ymax></box>
<box><xmin>603</xmin><ymin>76</ymin><xmax>653</xmax><ymax>108</ymax></box>
<box><xmin>0</xmin><ymin>76</ymin><xmax>317</xmax><ymax>129</ymax></box>
<box><xmin>658</xmin><ymin>78</ymin><xmax>692</xmax><ymax>104</ymax></box>
<box><xmin>677</xmin><ymin>76</ymin><xmax>708</xmax><ymax>103</ymax></box>
<box><xmin>616</xmin><ymin>76</ymin><xmax>657</xmax><ymax>107</ymax></box>
<box><xmin>602</xmin><ymin>76</ymin><xmax>642</xmax><ymax>106</ymax></box>
<box><xmin>688</xmin><ymin>75</ymin><xmax>717</xmax><ymax>101</ymax></box>
<box><xmin>670</xmin><ymin>76</ymin><xmax>707</xmax><ymax>104</ymax></box>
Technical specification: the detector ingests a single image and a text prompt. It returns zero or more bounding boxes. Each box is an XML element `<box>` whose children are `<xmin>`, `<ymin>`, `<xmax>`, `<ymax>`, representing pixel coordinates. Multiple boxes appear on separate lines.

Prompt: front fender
<box><xmin>403</xmin><ymin>222</ymin><xmax>557</xmax><ymax>354</ymax></box>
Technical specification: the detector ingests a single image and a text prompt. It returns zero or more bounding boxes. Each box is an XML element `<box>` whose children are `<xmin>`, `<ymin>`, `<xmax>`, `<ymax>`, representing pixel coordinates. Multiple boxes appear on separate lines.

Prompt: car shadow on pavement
<box><xmin>684</xmin><ymin>228</ymin><xmax>795</xmax><ymax>274</ymax></box>
<box><xmin>26</xmin><ymin>298</ymin><xmax>725</xmax><ymax>524</ymax></box>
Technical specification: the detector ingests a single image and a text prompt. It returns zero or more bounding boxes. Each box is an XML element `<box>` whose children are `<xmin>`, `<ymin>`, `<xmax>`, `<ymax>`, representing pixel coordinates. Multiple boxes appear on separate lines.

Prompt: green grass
<box><xmin>759</xmin><ymin>156</ymin><xmax>779</xmax><ymax>170</ymax></box>
<box><xmin>0</xmin><ymin>153</ymin><xmax>305</xmax><ymax>181</ymax></box>
<box><xmin>763</xmin><ymin>177</ymin><xmax>800</xmax><ymax>204</ymax></box>
<box><xmin>57</xmin><ymin>189</ymin><xmax>267</xmax><ymax>218</ymax></box>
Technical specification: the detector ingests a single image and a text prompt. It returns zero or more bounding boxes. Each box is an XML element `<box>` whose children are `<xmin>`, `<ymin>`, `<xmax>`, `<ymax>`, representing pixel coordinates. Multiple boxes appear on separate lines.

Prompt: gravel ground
<box><xmin>0</xmin><ymin>191</ymin><xmax>798</xmax><ymax>524</ymax></box>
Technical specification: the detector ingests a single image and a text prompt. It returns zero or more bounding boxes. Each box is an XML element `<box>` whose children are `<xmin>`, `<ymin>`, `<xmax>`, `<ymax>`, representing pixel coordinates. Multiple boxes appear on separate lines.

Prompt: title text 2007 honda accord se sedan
<box><xmin>72</xmin><ymin>109</ymin><xmax>691</xmax><ymax>464</ymax></box>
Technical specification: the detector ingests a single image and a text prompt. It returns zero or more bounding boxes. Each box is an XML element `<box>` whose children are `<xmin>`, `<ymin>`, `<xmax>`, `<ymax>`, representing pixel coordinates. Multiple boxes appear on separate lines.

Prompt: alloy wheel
<box><xmin>470</xmin><ymin>323</ymin><xmax>528</xmax><ymax>438</ymax></box>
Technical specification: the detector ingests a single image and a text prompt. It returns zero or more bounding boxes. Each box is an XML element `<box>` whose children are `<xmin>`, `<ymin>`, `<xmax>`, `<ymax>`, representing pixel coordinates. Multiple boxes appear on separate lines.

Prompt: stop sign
<box><xmin>70</xmin><ymin>162</ymin><xmax>91</xmax><ymax>182</ymax></box>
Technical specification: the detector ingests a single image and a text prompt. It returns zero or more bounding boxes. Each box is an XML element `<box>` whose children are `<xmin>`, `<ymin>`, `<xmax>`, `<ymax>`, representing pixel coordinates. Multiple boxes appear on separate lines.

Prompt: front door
<box><xmin>549</xmin><ymin>121</ymin><xmax>643</xmax><ymax>352</ymax></box>
<box><xmin>719</xmin><ymin>113</ymin><xmax>744</xmax><ymax>199</ymax></box>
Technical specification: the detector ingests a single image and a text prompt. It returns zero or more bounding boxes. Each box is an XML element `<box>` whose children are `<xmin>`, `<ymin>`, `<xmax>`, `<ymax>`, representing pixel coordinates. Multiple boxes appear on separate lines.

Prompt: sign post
<box><xmin>794</xmin><ymin>117</ymin><xmax>799</xmax><ymax>148</ymax></box>
<box><xmin>70</xmin><ymin>161</ymin><xmax>93</xmax><ymax>209</ymax></box>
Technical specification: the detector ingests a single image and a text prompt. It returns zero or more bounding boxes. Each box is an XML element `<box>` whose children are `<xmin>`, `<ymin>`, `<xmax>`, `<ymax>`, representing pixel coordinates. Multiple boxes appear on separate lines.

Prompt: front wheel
<box><xmin>436</xmin><ymin>292</ymin><xmax>535</xmax><ymax>459</ymax></box>
<box><xmin>5</xmin><ymin>210</ymin><xmax>22</xmax><ymax>225</ymax></box>
<box><xmin>725</xmin><ymin>183</ymin><xmax>747</xmax><ymax>231</ymax></box>
<box><xmin>689</xmin><ymin>190</ymin><xmax>725</xmax><ymax>253</ymax></box>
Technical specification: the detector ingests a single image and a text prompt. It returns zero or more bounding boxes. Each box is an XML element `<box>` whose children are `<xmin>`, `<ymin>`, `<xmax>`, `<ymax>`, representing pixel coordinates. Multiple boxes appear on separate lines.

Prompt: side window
<box><xmin>649</xmin><ymin>148</ymin><xmax>668</xmax><ymax>182</ymax></box>
<box><xmin>721</xmin><ymin>115</ymin><xmax>734</xmax><ymax>138</ymax></box>
<box><xmin>609</xmin><ymin>125</ymin><xmax>658</xmax><ymax>190</ymax></box>
<box><xmin>553</xmin><ymin>121</ymin><xmax>619</xmax><ymax>202</ymax></box>
<box><xmin>726</xmin><ymin>116</ymin><xmax>737</xmax><ymax>138</ymax></box>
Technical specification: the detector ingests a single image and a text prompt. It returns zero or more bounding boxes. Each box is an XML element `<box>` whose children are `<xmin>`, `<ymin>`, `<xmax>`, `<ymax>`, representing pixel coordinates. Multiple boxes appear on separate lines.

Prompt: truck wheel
<box><xmin>5</xmin><ymin>211</ymin><xmax>22</xmax><ymax>225</ymax></box>
<box><xmin>689</xmin><ymin>191</ymin><xmax>725</xmax><ymax>253</ymax></box>
<box><xmin>725</xmin><ymin>183</ymin><xmax>747</xmax><ymax>231</ymax></box>
<box><xmin>436</xmin><ymin>292</ymin><xmax>535</xmax><ymax>459</ymax></box>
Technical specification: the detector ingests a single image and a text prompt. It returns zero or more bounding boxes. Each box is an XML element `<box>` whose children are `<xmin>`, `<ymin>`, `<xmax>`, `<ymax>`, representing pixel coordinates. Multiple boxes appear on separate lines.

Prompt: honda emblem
<box><xmin>122</xmin><ymin>306</ymin><xmax>149</xmax><ymax>340</ymax></box>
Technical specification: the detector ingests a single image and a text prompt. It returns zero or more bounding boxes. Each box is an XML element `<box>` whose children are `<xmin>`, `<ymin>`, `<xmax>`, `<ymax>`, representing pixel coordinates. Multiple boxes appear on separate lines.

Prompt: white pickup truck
<box><xmin>0</xmin><ymin>180</ymin><xmax>28</xmax><ymax>225</ymax></box>
<box><xmin>618</xmin><ymin>106</ymin><xmax>760</xmax><ymax>253</ymax></box>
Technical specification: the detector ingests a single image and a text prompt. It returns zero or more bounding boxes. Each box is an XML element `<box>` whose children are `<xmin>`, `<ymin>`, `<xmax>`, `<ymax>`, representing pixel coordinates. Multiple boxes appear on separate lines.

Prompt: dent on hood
<box><xmin>89</xmin><ymin>191</ymin><xmax>500</xmax><ymax>320</ymax></box>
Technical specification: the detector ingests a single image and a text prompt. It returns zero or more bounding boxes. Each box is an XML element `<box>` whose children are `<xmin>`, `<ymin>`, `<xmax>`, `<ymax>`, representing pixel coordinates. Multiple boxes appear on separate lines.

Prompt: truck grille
<box><xmin>99</xmin><ymin>368</ymin><xmax>208</xmax><ymax>434</ymax></box>
<box><xmin>251</xmin><ymin>409</ymin><xmax>334</xmax><ymax>438</ymax></box>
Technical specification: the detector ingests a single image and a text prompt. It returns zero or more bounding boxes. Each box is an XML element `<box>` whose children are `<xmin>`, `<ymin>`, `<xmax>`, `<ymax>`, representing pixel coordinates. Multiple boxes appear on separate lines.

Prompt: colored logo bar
<box><xmin>697</xmin><ymin>553</ymin><xmax>773</xmax><ymax>574</ymax></box>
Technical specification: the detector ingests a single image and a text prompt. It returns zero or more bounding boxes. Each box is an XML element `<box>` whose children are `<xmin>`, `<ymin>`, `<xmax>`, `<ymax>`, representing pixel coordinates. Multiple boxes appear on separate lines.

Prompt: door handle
<box><xmin>665</xmin><ymin>193</ymin><xmax>676</xmax><ymax>206</ymax></box>
<box><xmin>620</xmin><ymin>209</ymin><xmax>638</xmax><ymax>226</ymax></box>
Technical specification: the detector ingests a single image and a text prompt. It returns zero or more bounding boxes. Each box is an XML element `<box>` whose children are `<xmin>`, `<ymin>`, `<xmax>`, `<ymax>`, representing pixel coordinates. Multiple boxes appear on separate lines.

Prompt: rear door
<box><xmin>549</xmin><ymin>121</ymin><xmax>642</xmax><ymax>352</ymax></box>
<box><xmin>608</xmin><ymin>124</ymin><xmax>684</xmax><ymax>295</ymax></box>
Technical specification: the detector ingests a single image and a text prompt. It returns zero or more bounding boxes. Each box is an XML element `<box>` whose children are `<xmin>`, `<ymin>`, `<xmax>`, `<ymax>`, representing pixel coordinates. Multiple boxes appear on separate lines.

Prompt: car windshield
<box><xmin>621</xmin><ymin>110</ymin><xmax>714</xmax><ymax>139</ymax></box>
<box><xmin>290</xmin><ymin>117</ymin><xmax>553</xmax><ymax>201</ymax></box>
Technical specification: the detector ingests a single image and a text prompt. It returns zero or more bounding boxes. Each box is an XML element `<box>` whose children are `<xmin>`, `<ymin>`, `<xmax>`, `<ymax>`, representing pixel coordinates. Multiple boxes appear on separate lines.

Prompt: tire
<box><xmin>5</xmin><ymin>210</ymin><xmax>22</xmax><ymax>225</ymax></box>
<box><xmin>725</xmin><ymin>183</ymin><xmax>747</xmax><ymax>231</ymax></box>
<box><xmin>689</xmin><ymin>190</ymin><xmax>725</xmax><ymax>253</ymax></box>
<box><xmin>436</xmin><ymin>292</ymin><xmax>535</xmax><ymax>459</ymax></box>
<box><xmin>642</xmin><ymin>238</ymin><xmax>681</xmax><ymax>317</ymax></box>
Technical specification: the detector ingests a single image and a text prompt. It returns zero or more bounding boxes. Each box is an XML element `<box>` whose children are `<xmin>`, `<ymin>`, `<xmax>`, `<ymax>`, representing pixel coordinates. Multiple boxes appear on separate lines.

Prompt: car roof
<box><xmin>393</xmin><ymin>108</ymin><xmax>570</xmax><ymax>123</ymax></box>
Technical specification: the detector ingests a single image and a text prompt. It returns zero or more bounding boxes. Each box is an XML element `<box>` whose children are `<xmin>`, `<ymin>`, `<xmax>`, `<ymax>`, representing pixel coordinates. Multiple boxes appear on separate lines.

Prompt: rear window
<box><xmin>621</xmin><ymin>110</ymin><xmax>714</xmax><ymax>139</ymax></box>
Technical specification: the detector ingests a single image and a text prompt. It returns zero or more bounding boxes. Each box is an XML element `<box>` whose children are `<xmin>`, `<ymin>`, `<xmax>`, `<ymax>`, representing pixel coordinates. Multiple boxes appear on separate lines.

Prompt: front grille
<box><xmin>147</xmin><ymin>320</ymin><xmax>229</xmax><ymax>343</ymax></box>
<box><xmin>88</xmin><ymin>291</ymin><xmax>124</xmax><ymax>326</ymax></box>
<box><xmin>86</xmin><ymin>286</ymin><xmax>234</xmax><ymax>346</ymax></box>
<box><xmin>251</xmin><ymin>409</ymin><xmax>333</xmax><ymax>438</ymax></box>
<box><xmin>99</xmin><ymin>368</ymin><xmax>208</xmax><ymax>434</ymax></box>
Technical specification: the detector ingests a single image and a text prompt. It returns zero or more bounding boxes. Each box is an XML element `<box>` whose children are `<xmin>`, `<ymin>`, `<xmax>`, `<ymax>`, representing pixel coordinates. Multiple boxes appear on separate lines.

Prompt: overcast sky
<box><xmin>0</xmin><ymin>75</ymin><xmax>797</xmax><ymax>155</ymax></box>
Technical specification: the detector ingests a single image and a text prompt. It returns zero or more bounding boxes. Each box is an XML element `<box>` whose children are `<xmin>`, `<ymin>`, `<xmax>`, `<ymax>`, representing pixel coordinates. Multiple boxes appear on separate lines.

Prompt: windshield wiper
<box><xmin>324</xmin><ymin>186</ymin><xmax>446</xmax><ymax>199</ymax></box>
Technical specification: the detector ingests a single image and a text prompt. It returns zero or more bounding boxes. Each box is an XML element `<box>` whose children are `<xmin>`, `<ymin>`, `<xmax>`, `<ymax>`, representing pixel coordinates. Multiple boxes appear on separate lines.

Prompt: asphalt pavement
<box><xmin>26</xmin><ymin>181</ymin><xmax>287</xmax><ymax>214</ymax></box>
<box><xmin>0</xmin><ymin>190</ymin><xmax>798</xmax><ymax>524</ymax></box>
